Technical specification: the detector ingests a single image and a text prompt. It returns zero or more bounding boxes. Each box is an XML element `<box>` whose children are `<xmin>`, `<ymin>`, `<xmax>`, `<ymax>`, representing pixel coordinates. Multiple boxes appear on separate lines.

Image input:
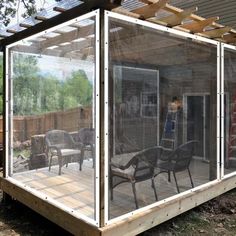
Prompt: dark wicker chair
<box><xmin>77</xmin><ymin>128</ymin><xmax>95</xmax><ymax>167</ymax></box>
<box><xmin>45</xmin><ymin>130</ymin><xmax>84</xmax><ymax>175</ymax></box>
<box><xmin>155</xmin><ymin>140</ymin><xmax>197</xmax><ymax>193</ymax></box>
<box><xmin>110</xmin><ymin>146</ymin><xmax>161</xmax><ymax>209</ymax></box>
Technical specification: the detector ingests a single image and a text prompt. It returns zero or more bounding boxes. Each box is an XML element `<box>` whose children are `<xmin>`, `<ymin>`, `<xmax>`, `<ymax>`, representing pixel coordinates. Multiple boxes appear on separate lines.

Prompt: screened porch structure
<box><xmin>1</xmin><ymin>1</ymin><xmax>236</xmax><ymax>235</ymax></box>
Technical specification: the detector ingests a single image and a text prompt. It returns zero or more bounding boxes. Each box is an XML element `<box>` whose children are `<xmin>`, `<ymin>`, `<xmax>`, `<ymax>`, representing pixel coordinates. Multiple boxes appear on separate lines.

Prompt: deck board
<box><xmin>11</xmin><ymin>158</ymin><xmax>228</xmax><ymax>220</ymax></box>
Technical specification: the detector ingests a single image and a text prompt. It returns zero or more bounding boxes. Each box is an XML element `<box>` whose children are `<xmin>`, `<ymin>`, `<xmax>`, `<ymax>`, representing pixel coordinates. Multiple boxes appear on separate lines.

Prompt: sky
<box><xmin>9</xmin><ymin>0</ymin><xmax>55</xmax><ymax>27</ymax></box>
<box><xmin>37</xmin><ymin>56</ymin><xmax>95</xmax><ymax>83</ymax></box>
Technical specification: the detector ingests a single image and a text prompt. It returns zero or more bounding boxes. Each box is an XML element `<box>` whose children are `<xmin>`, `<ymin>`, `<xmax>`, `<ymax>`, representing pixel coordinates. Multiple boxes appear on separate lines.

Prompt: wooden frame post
<box><xmin>99</xmin><ymin>9</ymin><xmax>105</xmax><ymax>227</ymax></box>
<box><xmin>2</xmin><ymin>46</ymin><xmax>11</xmax><ymax>203</ymax></box>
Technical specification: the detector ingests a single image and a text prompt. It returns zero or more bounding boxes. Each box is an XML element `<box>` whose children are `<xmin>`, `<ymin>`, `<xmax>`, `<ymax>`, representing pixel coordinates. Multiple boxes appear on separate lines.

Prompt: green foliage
<box><xmin>40</xmin><ymin>76</ymin><xmax>62</xmax><ymax>113</ymax></box>
<box><xmin>62</xmin><ymin>70</ymin><xmax>93</xmax><ymax>108</ymax></box>
<box><xmin>0</xmin><ymin>53</ymin><xmax>93</xmax><ymax>116</ymax></box>
<box><xmin>12</xmin><ymin>53</ymin><xmax>93</xmax><ymax>115</ymax></box>
<box><xmin>0</xmin><ymin>0</ymin><xmax>16</xmax><ymax>26</ymax></box>
<box><xmin>13</xmin><ymin>54</ymin><xmax>40</xmax><ymax>115</ymax></box>
<box><xmin>0</xmin><ymin>0</ymin><xmax>62</xmax><ymax>26</ymax></box>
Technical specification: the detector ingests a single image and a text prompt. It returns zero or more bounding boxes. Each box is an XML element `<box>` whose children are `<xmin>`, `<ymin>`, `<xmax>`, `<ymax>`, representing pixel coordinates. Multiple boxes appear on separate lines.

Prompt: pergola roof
<box><xmin>0</xmin><ymin>0</ymin><xmax>236</xmax><ymax>50</ymax></box>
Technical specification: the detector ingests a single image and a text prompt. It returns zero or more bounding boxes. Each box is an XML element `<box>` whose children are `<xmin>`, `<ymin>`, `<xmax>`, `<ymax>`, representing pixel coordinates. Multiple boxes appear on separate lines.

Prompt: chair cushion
<box><xmin>111</xmin><ymin>166</ymin><xmax>135</xmax><ymax>179</ymax></box>
<box><xmin>61</xmin><ymin>149</ymin><xmax>81</xmax><ymax>156</ymax></box>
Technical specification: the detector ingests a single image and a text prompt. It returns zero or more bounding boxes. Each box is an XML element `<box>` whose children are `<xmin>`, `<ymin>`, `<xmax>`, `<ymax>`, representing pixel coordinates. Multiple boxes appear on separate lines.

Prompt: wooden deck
<box><xmin>13</xmin><ymin>160</ymin><xmax>95</xmax><ymax>219</ymax></box>
<box><xmin>12</xmin><ymin>158</ymin><xmax>224</xmax><ymax>220</ymax></box>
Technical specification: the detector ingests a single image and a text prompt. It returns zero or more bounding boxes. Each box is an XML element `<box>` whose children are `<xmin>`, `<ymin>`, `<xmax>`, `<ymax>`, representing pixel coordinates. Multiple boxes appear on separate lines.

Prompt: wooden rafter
<box><xmin>149</xmin><ymin>6</ymin><xmax>198</xmax><ymax>27</ymax></box>
<box><xmin>34</xmin><ymin>24</ymin><xmax>94</xmax><ymax>50</ymax></box>
<box><xmin>179</xmin><ymin>16</ymin><xmax>219</xmax><ymax>33</ymax></box>
<box><xmin>12</xmin><ymin>38</ymin><xmax>93</xmax><ymax>58</ymax></box>
<box><xmin>164</xmin><ymin>3</ymin><xmax>236</xmax><ymax>34</ymax></box>
<box><xmin>131</xmin><ymin>0</ymin><xmax>168</xmax><ymax>19</ymax></box>
<box><xmin>112</xmin><ymin>7</ymin><xmax>140</xmax><ymax>18</ymax></box>
<box><xmin>53</xmin><ymin>6</ymin><xmax>66</xmax><ymax>13</ymax></box>
<box><xmin>139</xmin><ymin>0</ymin><xmax>158</xmax><ymax>4</ymax></box>
<box><xmin>19</xmin><ymin>23</ymin><xmax>32</xmax><ymax>28</ymax></box>
<box><xmin>6</xmin><ymin>29</ymin><xmax>19</xmax><ymax>34</ymax></box>
<box><xmin>223</xmin><ymin>33</ymin><xmax>236</xmax><ymax>43</ymax></box>
<box><xmin>199</xmin><ymin>26</ymin><xmax>232</xmax><ymax>39</ymax></box>
<box><xmin>35</xmin><ymin>15</ymin><xmax>48</xmax><ymax>21</ymax></box>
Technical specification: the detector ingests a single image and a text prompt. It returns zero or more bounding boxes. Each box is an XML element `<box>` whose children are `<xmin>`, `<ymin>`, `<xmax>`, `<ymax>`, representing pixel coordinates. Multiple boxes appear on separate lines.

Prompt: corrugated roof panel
<box><xmin>170</xmin><ymin>0</ymin><xmax>236</xmax><ymax>28</ymax></box>
<box><xmin>57</xmin><ymin>0</ymin><xmax>83</xmax><ymax>10</ymax></box>
<box><xmin>121</xmin><ymin>0</ymin><xmax>147</xmax><ymax>11</ymax></box>
<box><xmin>4</xmin><ymin>0</ymin><xmax>83</xmax><ymax>32</ymax></box>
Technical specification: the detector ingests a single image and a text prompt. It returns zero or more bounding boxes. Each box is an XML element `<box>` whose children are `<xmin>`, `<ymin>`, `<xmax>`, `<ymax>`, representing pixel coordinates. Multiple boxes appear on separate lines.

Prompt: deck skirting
<box><xmin>1</xmin><ymin>174</ymin><xmax>236</xmax><ymax>236</ymax></box>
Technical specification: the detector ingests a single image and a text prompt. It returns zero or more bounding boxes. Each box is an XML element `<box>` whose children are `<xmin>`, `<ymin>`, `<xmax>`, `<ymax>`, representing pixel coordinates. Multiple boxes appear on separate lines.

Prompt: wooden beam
<box><xmin>112</xmin><ymin>7</ymin><xmax>140</xmax><ymax>18</ymax></box>
<box><xmin>19</xmin><ymin>23</ymin><xmax>32</xmax><ymax>28</ymax></box>
<box><xmin>139</xmin><ymin>0</ymin><xmax>159</xmax><ymax>3</ymax></box>
<box><xmin>53</xmin><ymin>6</ymin><xmax>66</xmax><ymax>13</ymax></box>
<box><xmin>13</xmin><ymin>37</ymin><xmax>93</xmax><ymax>57</ymax></box>
<box><xmin>198</xmin><ymin>26</ymin><xmax>231</xmax><ymax>39</ymax></box>
<box><xmin>34</xmin><ymin>24</ymin><xmax>94</xmax><ymax>50</ymax></box>
<box><xmin>60</xmin><ymin>39</ymin><xmax>94</xmax><ymax>56</ymax></box>
<box><xmin>222</xmin><ymin>33</ymin><xmax>236</xmax><ymax>43</ymax></box>
<box><xmin>164</xmin><ymin>4</ymin><xmax>212</xmax><ymax>23</ymax></box>
<box><xmin>164</xmin><ymin>3</ymin><xmax>236</xmax><ymax>34</ymax></box>
<box><xmin>35</xmin><ymin>15</ymin><xmax>48</xmax><ymax>21</ymax></box>
<box><xmin>179</xmin><ymin>16</ymin><xmax>219</xmax><ymax>33</ymax></box>
<box><xmin>149</xmin><ymin>7</ymin><xmax>198</xmax><ymax>27</ymax></box>
<box><xmin>131</xmin><ymin>0</ymin><xmax>169</xmax><ymax>19</ymax></box>
<box><xmin>6</xmin><ymin>29</ymin><xmax>19</xmax><ymax>34</ymax></box>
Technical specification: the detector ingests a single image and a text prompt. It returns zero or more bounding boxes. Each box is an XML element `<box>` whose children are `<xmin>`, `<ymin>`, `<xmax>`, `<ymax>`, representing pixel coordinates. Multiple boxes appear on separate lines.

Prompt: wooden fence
<box><xmin>0</xmin><ymin>106</ymin><xmax>92</xmax><ymax>143</ymax></box>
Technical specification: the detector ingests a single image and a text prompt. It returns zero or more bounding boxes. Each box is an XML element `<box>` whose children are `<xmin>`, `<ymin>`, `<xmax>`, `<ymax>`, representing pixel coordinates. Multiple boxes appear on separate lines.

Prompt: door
<box><xmin>183</xmin><ymin>94</ymin><xmax>210</xmax><ymax>160</ymax></box>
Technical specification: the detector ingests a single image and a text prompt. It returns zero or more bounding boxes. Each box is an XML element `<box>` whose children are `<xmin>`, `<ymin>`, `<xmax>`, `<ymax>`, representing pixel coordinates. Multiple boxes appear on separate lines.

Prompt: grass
<box><xmin>13</xmin><ymin>149</ymin><xmax>31</xmax><ymax>158</ymax></box>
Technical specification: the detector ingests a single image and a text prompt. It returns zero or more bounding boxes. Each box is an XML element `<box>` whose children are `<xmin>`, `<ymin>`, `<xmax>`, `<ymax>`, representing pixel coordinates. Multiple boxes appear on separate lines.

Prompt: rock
<box><xmin>13</xmin><ymin>155</ymin><xmax>29</xmax><ymax>173</ymax></box>
<box><xmin>217</xmin><ymin>223</ymin><xmax>224</xmax><ymax>228</ymax></box>
<box><xmin>13</xmin><ymin>141</ymin><xmax>21</xmax><ymax>150</ymax></box>
<box><xmin>199</xmin><ymin>229</ymin><xmax>206</xmax><ymax>233</ymax></box>
<box><xmin>229</xmin><ymin>224</ymin><xmax>236</xmax><ymax>228</ymax></box>
<box><xmin>214</xmin><ymin>228</ymin><xmax>225</xmax><ymax>233</ymax></box>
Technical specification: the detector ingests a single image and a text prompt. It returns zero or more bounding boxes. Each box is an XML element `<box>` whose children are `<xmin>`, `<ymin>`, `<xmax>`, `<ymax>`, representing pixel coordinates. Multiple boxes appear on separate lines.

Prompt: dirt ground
<box><xmin>1</xmin><ymin>168</ymin><xmax>236</xmax><ymax>236</ymax></box>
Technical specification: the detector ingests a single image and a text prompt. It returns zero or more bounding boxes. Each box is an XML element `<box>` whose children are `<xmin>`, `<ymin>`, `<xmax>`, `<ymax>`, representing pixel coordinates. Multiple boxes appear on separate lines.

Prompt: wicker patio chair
<box><xmin>45</xmin><ymin>130</ymin><xmax>84</xmax><ymax>175</ymax></box>
<box><xmin>77</xmin><ymin>128</ymin><xmax>95</xmax><ymax>167</ymax></box>
<box><xmin>155</xmin><ymin>140</ymin><xmax>198</xmax><ymax>193</ymax></box>
<box><xmin>110</xmin><ymin>146</ymin><xmax>161</xmax><ymax>209</ymax></box>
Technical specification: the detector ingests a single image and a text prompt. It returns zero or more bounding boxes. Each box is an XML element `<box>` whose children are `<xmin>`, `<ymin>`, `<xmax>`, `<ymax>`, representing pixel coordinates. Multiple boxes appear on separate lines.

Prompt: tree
<box><xmin>11</xmin><ymin>53</ymin><xmax>93</xmax><ymax>115</ymax></box>
<box><xmin>40</xmin><ymin>75</ymin><xmax>62</xmax><ymax>113</ymax></box>
<box><xmin>13</xmin><ymin>53</ymin><xmax>40</xmax><ymax>115</ymax></box>
<box><xmin>62</xmin><ymin>70</ymin><xmax>93</xmax><ymax>109</ymax></box>
<box><xmin>0</xmin><ymin>0</ymin><xmax>63</xmax><ymax>27</ymax></box>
